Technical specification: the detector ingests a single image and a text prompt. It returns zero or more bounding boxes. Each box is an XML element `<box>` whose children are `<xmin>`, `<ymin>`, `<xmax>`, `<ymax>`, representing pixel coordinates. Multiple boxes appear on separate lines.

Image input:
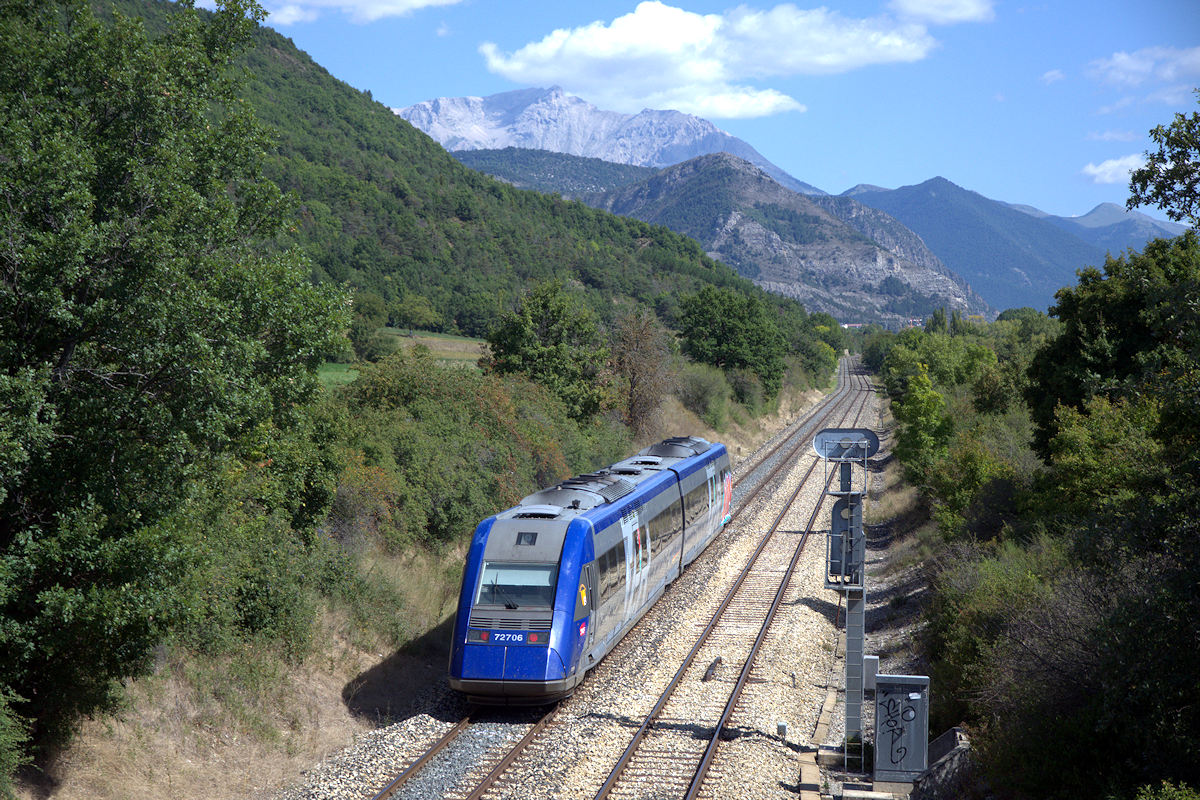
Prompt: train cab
<box><xmin>449</xmin><ymin>502</ymin><xmax>595</xmax><ymax>704</ymax></box>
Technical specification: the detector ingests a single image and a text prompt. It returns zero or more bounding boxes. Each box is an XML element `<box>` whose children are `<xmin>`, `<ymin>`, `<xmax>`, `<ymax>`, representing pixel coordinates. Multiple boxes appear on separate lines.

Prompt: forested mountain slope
<box><xmin>114</xmin><ymin>0</ymin><xmax>816</xmax><ymax>339</ymax></box>
<box><xmin>454</xmin><ymin>147</ymin><xmax>658</xmax><ymax>196</ymax></box>
<box><xmin>241</xmin><ymin>30</ymin><xmax>778</xmax><ymax>334</ymax></box>
<box><xmin>452</xmin><ymin>147</ymin><xmax>990</xmax><ymax>324</ymax></box>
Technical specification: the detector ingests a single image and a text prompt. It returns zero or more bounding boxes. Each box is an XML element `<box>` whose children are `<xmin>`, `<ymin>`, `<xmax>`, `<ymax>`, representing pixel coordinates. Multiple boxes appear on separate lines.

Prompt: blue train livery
<box><xmin>448</xmin><ymin>436</ymin><xmax>733</xmax><ymax>704</ymax></box>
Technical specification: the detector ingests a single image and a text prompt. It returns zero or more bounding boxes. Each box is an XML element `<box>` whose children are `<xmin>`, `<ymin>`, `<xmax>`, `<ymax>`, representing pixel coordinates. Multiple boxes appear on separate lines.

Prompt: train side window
<box><xmin>684</xmin><ymin>480</ymin><xmax>708</xmax><ymax>526</ymax></box>
<box><xmin>647</xmin><ymin>500</ymin><xmax>678</xmax><ymax>550</ymax></box>
<box><xmin>603</xmin><ymin>548</ymin><xmax>617</xmax><ymax>598</ymax></box>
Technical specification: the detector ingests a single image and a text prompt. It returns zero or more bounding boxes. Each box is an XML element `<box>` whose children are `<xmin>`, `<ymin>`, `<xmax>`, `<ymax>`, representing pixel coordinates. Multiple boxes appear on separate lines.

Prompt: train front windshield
<box><xmin>475</xmin><ymin>562</ymin><xmax>558</xmax><ymax>609</ymax></box>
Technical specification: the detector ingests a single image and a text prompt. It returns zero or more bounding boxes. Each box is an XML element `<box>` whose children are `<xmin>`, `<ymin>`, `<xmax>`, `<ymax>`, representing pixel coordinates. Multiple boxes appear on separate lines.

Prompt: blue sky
<box><xmin>250</xmin><ymin>0</ymin><xmax>1198</xmax><ymax>220</ymax></box>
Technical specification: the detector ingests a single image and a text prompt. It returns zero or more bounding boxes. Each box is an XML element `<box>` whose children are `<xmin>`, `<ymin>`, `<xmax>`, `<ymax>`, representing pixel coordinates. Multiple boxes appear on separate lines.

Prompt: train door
<box><xmin>704</xmin><ymin>463</ymin><xmax>719</xmax><ymax>537</ymax></box>
<box><xmin>721</xmin><ymin>470</ymin><xmax>733</xmax><ymax>523</ymax></box>
<box><xmin>621</xmin><ymin>507</ymin><xmax>650</xmax><ymax>612</ymax></box>
<box><xmin>575</xmin><ymin>562</ymin><xmax>597</xmax><ymax>662</ymax></box>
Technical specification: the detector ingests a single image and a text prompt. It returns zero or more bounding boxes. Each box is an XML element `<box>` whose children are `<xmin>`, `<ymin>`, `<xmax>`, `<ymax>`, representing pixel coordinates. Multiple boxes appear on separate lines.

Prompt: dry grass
<box><xmin>25</xmin><ymin>625</ymin><xmax>379</xmax><ymax>800</ymax></box>
<box><xmin>385</xmin><ymin>330</ymin><xmax>485</xmax><ymax>367</ymax></box>
<box><xmin>866</xmin><ymin>463</ymin><xmax>918</xmax><ymax>527</ymax></box>
<box><xmin>22</xmin><ymin>543</ymin><xmax>468</xmax><ymax>800</ymax></box>
<box><xmin>865</xmin><ymin>399</ymin><xmax>939</xmax><ymax>577</ymax></box>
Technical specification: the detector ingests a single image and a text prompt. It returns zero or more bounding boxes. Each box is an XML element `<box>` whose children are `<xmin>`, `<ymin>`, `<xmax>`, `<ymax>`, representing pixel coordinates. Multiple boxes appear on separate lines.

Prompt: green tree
<box><xmin>349</xmin><ymin>289</ymin><xmax>394</xmax><ymax>361</ymax></box>
<box><xmin>1025</xmin><ymin>233</ymin><xmax>1200</xmax><ymax>458</ymax></box>
<box><xmin>677</xmin><ymin>286</ymin><xmax>787</xmax><ymax>398</ymax></box>
<box><xmin>391</xmin><ymin>293</ymin><xmax>442</xmax><ymax>333</ymax></box>
<box><xmin>1132</xmin><ymin>783</ymin><xmax>1200</xmax><ymax>800</ymax></box>
<box><xmin>1128</xmin><ymin>88</ymin><xmax>1200</xmax><ymax>226</ymax></box>
<box><xmin>0</xmin><ymin>0</ymin><xmax>346</xmax><ymax>746</ymax></box>
<box><xmin>891</xmin><ymin>363</ymin><xmax>953</xmax><ymax>485</ymax></box>
<box><xmin>925</xmin><ymin>306</ymin><xmax>947</xmax><ymax>334</ymax></box>
<box><xmin>484</xmin><ymin>281</ymin><xmax>611</xmax><ymax>420</ymax></box>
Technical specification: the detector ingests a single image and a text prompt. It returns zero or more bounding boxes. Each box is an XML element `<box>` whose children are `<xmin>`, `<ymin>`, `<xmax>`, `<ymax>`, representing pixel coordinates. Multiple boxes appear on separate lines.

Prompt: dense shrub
<box><xmin>333</xmin><ymin>349</ymin><xmax>629</xmax><ymax>550</ymax></box>
<box><xmin>676</xmin><ymin>362</ymin><xmax>732</xmax><ymax>430</ymax></box>
<box><xmin>880</xmin><ymin>230</ymin><xmax>1200</xmax><ymax>798</ymax></box>
<box><xmin>727</xmin><ymin>368</ymin><xmax>765</xmax><ymax>414</ymax></box>
<box><xmin>0</xmin><ymin>692</ymin><xmax>27</xmax><ymax>800</ymax></box>
<box><xmin>1130</xmin><ymin>784</ymin><xmax>1200</xmax><ymax>800</ymax></box>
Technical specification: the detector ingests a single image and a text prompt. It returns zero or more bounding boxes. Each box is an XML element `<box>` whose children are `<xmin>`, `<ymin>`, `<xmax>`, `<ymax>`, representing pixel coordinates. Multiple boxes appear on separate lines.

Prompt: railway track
<box><xmin>355</xmin><ymin>358</ymin><xmax>877</xmax><ymax>800</ymax></box>
<box><xmin>595</xmin><ymin>371</ymin><xmax>872</xmax><ymax>799</ymax></box>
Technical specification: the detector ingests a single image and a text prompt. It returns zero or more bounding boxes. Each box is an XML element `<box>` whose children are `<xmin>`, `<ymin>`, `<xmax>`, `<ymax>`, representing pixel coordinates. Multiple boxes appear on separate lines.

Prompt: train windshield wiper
<box><xmin>491</xmin><ymin>578</ymin><xmax>519</xmax><ymax>609</ymax></box>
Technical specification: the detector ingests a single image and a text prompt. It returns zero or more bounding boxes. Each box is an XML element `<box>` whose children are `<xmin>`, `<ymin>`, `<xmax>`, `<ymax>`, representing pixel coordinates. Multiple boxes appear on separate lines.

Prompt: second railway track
<box><xmin>290</xmin><ymin>358</ymin><xmax>880</xmax><ymax>800</ymax></box>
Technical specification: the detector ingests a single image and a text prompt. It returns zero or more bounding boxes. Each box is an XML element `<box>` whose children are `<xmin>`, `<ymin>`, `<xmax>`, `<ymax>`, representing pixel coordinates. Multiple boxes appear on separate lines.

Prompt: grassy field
<box><xmin>318</xmin><ymin>362</ymin><xmax>360</xmax><ymax>388</ymax></box>
<box><xmin>382</xmin><ymin>329</ymin><xmax>485</xmax><ymax>366</ymax></box>
<box><xmin>320</xmin><ymin>330</ymin><xmax>486</xmax><ymax>389</ymax></box>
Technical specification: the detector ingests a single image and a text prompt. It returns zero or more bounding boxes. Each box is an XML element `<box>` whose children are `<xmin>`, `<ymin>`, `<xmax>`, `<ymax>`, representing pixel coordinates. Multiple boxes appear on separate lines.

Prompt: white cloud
<box><xmin>1088</xmin><ymin>45</ymin><xmax>1200</xmax><ymax>88</ymax></box>
<box><xmin>480</xmin><ymin>1</ymin><xmax>940</xmax><ymax>119</ymax></box>
<box><xmin>269</xmin><ymin>4</ymin><xmax>318</xmax><ymax>24</ymax></box>
<box><xmin>1145</xmin><ymin>85</ymin><xmax>1195</xmax><ymax>106</ymax></box>
<box><xmin>721</xmin><ymin>6</ymin><xmax>935</xmax><ymax>76</ymax></box>
<box><xmin>1086</xmin><ymin>130</ymin><xmax>1137</xmax><ymax>142</ymax></box>
<box><xmin>1081</xmin><ymin>154</ymin><xmax>1144</xmax><ymax>184</ymax></box>
<box><xmin>1098</xmin><ymin>96</ymin><xmax>1134</xmax><ymax>115</ymax></box>
<box><xmin>889</xmin><ymin>0</ymin><xmax>994</xmax><ymax>25</ymax></box>
<box><xmin>1040</xmin><ymin>69</ymin><xmax>1065</xmax><ymax>85</ymax></box>
<box><xmin>263</xmin><ymin>0</ymin><xmax>460</xmax><ymax>25</ymax></box>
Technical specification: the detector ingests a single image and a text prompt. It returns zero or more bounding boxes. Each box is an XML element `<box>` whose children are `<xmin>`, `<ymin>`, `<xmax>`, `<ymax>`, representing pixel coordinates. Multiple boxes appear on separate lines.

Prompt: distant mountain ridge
<box><xmin>848</xmin><ymin>178</ymin><xmax>1114</xmax><ymax>311</ymax></box>
<box><xmin>396</xmin><ymin>87</ymin><xmax>823</xmax><ymax>196</ymax></box>
<box><xmin>850</xmin><ymin>184</ymin><xmax>1187</xmax><ymax>310</ymax></box>
<box><xmin>402</xmin><ymin>88</ymin><xmax>1191</xmax><ymax>314</ymax></box>
<box><xmin>1008</xmin><ymin>201</ymin><xmax>1187</xmax><ymax>255</ymax></box>
<box><xmin>588</xmin><ymin>153</ymin><xmax>990</xmax><ymax>324</ymax></box>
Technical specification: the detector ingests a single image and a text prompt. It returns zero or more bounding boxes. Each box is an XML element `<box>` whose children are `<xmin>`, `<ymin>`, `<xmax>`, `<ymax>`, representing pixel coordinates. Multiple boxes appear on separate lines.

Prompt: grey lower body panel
<box><xmin>449</xmin><ymin>673</ymin><xmax>582</xmax><ymax>706</ymax></box>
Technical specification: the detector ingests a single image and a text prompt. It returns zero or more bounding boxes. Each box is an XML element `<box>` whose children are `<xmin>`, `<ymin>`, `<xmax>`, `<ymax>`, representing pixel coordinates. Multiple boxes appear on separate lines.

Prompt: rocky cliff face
<box><xmin>808</xmin><ymin>195</ymin><xmax>955</xmax><ymax>277</ymax></box>
<box><xmin>396</xmin><ymin>87</ymin><xmax>822</xmax><ymax>195</ymax></box>
<box><xmin>592</xmin><ymin>154</ymin><xmax>990</xmax><ymax>323</ymax></box>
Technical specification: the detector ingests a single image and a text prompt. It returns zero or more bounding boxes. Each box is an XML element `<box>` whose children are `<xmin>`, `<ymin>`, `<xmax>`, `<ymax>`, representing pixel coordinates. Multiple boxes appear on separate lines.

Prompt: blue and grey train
<box><xmin>449</xmin><ymin>436</ymin><xmax>733</xmax><ymax>705</ymax></box>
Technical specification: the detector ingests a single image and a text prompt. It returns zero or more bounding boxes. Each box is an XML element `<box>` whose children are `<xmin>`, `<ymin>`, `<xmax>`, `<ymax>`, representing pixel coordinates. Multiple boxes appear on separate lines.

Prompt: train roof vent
<box><xmin>642</xmin><ymin>436</ymin><xmax>711</xmax><ymax>458</ymax></box>
<box><xmin>513</xmin><ymin>504</ymin><xmax>562</xmax><ymax>519</ymax></box>
<box><xmin>597</xmin><ymin>478</ymin><xmax>635</xmax><ymax>502</ymax></box>
<box><xmin>612</xmin><ymin>466</ymin><xmax>642</xmax><ymax>476</ymax></box>
<box><xmin>559</xmin><ymin>473</ymin><xmax>636</xmax><ymax>504</ymax></box>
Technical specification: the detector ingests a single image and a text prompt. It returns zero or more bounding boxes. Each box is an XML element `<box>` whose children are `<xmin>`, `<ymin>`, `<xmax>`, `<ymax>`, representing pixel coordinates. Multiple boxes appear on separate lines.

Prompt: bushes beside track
<box><xmin>871</xmin><ymin>234</ymin><xmax>1200</xmax><ymax>799</ymax></box>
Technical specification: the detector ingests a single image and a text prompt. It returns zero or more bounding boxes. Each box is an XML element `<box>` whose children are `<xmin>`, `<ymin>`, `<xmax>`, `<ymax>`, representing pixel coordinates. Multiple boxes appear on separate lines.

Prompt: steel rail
<box><xmin>463</xmin><ymin>705</ymin><xmax>558</xmax><ymax>800</ymax></box>
<box><xmin>368</xmin><ymin>714</ymin><xmax>474</xmax><ymax>800</ymax></box>
<box><xmin>724</xmin><ymin>359</ymin><xmax>857</xmax><ymax>527</ymax></box>
<box><xmin>594</xmin><ymin>364</ymin><xmax>872</xmax><ymax>800</ymax></box>
<box><xmin>685</xmin><ymin>371</ymin><xmax>874</xmax><ymax>798</ymax></box>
